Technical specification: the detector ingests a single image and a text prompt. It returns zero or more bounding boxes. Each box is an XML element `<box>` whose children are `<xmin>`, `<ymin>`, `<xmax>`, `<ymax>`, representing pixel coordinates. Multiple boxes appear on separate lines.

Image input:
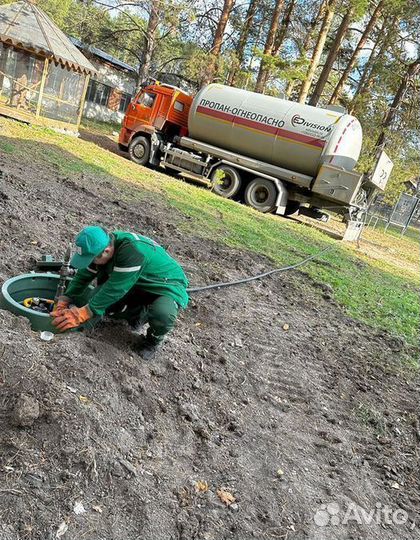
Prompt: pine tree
<box><xmin>202</xmin><ymin>0</ymin><xmax>236</xmax><ymax>86</ymax></box>
<box><xmin>329</xmin><ymin>0</ymin><xmax>384</xmax><ymax>104</ymax></box>
<box><xmin>298</xmin><ymin>0</ymin><xmax>338</xmax><ymax>103</ymax></box>
<box><xmin>137</xmin><ymin>0</ymin><xmax>160</xmax><ymax>85</ymax></box>
<box><xmin>227</xmin><ymin>0</ymin><xmax>260</xmax><ymax>86</ymax></box>
<box><xmin>309</xmin><ymin>9</ymin><xmax>352</xmax><ymax>105</ymax></box>
<box><xmin>375</xmin><ymin>55</ymin><xmax>420</xmax><ymax>150</ymax></box>
<box><xmin>285</xmin><ymin>0</ymin><xmax>327</xmax><ymax>97</ymax></box>
<box><xmin>254</xmin><ymin>0</ymin><xmax>286</xmax><ymax>93</ymax></box>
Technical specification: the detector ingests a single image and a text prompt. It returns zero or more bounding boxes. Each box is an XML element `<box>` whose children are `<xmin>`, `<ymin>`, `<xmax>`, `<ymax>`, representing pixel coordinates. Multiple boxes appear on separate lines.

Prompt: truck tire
<box><xmin>128</xmin><ymin>136</ymin><xmax>151</xmax><ymax>166</ymax></box>
<box><xmin>244</xmin><ymin>178</ymin><xmax>277</xmax><ymax>213</ymax></box>
<box><xmin>210</xmin><ymin>165</ymin><xmax>241</xmax><ymax>198</ymax></box>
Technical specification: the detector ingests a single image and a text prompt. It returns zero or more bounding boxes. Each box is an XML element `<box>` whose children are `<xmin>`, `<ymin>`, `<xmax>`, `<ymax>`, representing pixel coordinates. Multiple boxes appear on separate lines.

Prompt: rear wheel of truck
<box><xmin>244</xmin><ymin>178</ymin><xmax>277</xmax><ymax>213</ymax></box>
<box><xmin>128</xmin><ymin>136</ymin><xmax>150</xmax><ymax>166</ymax></box>
<box><xmin>210</xmin><ymin>165</ymin><xmax>242</xmax><ymax>198</ymax></box>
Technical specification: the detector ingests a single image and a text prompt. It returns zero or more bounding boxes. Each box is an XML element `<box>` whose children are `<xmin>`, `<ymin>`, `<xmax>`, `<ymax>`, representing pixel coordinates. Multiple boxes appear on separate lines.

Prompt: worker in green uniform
<box><xmin>51</xmin><ymin>226</ymin><xmax>189</xmax><ymax>359</ymax></box>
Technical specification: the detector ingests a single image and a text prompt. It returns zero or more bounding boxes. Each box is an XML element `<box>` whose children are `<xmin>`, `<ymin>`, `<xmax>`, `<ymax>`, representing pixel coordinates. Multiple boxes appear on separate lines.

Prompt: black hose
<box><xmin>187</xmin><ymin>245</ymin><xmax>334</xmax><ymax>293</ymax></box>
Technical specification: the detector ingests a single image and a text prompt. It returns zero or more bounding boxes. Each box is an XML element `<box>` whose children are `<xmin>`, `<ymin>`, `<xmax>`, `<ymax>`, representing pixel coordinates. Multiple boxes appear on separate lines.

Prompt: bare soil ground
<box><xmin>0</xmin><ymin>146</ymin><xmax>419</xmax><ymax>540</ymax></box>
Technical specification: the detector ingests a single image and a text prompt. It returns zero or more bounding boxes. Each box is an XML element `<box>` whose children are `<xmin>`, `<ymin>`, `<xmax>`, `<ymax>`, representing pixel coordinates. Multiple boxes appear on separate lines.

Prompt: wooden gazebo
<box><xmin>0</xmin><ymin>0</ymin><xmax>96</xmax><ymax>131</ymax></box>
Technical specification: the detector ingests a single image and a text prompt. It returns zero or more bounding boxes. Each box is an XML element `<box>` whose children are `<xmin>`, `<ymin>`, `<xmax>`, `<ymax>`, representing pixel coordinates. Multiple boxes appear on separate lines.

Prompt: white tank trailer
<box><xmin>188</xmin><ymin>85</ymin><xmax>362</xmax><ymax>177</ymax></box>
<box><xmin>160</xmin><ymin>84</ymin><xmax>393</xmax><ymax>223</ymax></box>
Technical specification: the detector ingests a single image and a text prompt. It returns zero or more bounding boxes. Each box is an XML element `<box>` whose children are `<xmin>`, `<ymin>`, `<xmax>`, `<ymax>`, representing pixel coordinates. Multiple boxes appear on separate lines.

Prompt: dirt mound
<box><xmin>0</xmin><ymin>150</ymin><xmax>419</xmax><ymax>540</ymax></box>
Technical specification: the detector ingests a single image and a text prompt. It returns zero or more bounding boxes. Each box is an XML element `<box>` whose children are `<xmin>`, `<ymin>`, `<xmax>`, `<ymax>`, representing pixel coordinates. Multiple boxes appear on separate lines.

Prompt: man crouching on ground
<box><xmin>51</xmin><ymin>225</ymin><xmax>189</xmax><ymax>359</ymax></box>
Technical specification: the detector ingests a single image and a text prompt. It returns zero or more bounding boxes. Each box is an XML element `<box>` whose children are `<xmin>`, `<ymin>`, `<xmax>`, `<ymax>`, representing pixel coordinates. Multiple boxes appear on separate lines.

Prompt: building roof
<box><xmin>0</xmin><ymin>1</ymin><xmax>96</xmax><ymax>75</ymax></box>
<box><xmin>69</xmin><ymin>37</ymin><xmax>137</xmax><ymax>75</ymax></box>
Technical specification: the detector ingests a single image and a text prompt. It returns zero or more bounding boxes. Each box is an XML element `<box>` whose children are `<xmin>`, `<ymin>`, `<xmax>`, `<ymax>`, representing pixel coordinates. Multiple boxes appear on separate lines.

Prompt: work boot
<box><xmin>133</xmin><ymin>335</ymin><xmax>161</xmax><ymax>361</ymax></box>
<box><xmin>127</xmin><ymin>316</ymin><xmax>144</xmax><ymax>332</ymax></box>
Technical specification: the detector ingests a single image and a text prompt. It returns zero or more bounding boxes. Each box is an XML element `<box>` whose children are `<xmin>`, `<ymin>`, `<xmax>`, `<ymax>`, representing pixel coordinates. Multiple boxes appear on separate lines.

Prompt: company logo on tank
<box><xmin>291</xmin><ymin>114</ymin><xmax>333</xmax><ymax>135</ymax></box>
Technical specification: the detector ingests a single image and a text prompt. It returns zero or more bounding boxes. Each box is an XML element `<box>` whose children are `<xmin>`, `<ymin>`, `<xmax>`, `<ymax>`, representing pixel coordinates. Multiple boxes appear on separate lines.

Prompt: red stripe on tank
<box><xmin>329</xmin><ymin>118</ymin><xmax>355</xmax><ymax>164</ymax></box>
<box><xmin>196</xmin><ymin>105</ymin><xmax>326</xmax><ymax>149</ymax></box>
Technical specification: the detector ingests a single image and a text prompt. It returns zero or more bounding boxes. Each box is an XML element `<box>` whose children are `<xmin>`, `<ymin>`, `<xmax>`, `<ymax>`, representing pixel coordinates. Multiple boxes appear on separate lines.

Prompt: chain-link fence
<box><xmin>367</xmin><ymin>193</ymin><xmax>420</xmax><ymax>234</ymax></box>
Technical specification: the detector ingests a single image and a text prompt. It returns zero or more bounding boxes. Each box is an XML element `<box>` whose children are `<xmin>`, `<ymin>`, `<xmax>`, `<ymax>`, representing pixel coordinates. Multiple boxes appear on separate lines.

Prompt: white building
<box><xmin>70</xmin><ymin>38</ymin><xmax>137</xmax><ymax>124</ymax></box>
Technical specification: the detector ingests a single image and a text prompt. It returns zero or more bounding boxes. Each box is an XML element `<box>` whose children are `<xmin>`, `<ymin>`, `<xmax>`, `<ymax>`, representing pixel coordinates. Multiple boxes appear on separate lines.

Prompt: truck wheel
<box><xmin>244</xmin><ymin>178</ymin><xmax>277</xmax><ymax>213</ymax></box>
<box><xmin>128</xmin><ymin>136</ymin><xmax>150</xmax><ymax>166</ymax></box>
<box><xmin>284</xmin><ymin>201</ymin><xmax>300</xmax><ymax>216</ymax></box>
<box><xmin>210</xmin><ymin>165</ymin><xmax>241</xmax><ymax>198</ymax></box>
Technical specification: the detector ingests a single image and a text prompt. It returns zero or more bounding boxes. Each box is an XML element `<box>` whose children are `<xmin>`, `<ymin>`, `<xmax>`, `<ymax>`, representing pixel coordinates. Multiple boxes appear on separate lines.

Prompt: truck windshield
<box><xmin>137</xmin><ymin>92</ymin><xmax>156</xmax><ymax>108</ymax></box>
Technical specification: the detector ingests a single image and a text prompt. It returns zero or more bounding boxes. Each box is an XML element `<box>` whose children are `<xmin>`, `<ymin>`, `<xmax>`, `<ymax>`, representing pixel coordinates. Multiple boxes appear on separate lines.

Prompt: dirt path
<box><xmin>0</xmin><ymin>147</ymin><xmax>418</xmax><ymax>540</ymax></box>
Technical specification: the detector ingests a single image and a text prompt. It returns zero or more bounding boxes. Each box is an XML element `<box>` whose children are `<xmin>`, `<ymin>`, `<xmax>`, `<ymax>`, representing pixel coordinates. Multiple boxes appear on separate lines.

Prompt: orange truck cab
<box><xmin>119</xmin><ymin>83</ymin><xmax>192</xmax><ymax>166</ymax></box>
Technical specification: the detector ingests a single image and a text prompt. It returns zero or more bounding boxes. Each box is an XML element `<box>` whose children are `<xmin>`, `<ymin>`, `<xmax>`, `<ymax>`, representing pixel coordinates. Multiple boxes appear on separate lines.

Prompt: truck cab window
<box><xmin>137</xmin><ymin>92</ymin><xmax>156</xmax><ymax>108</ymax></box>
<box><xmin>174</xmin><ymin>101</ymin><xmax>184</xmax><ymax>112</ymax></box>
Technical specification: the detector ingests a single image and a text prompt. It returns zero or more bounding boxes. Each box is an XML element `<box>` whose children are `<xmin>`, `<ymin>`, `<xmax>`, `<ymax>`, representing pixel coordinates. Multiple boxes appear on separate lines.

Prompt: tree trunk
<box><xmin>309</xmin><ymin>9</ymin><xmax>352</xmax><ymax>106</ymax></box>
<box><xmin>329</xmin><ymin>0</ymin><xmax>384</xmax><ymax>105</ymax></box>
<box><xmin>298</xmin><ymin>0</ymin><xmax>337</xmax><ymax>103</ymax></box>
<box><xmin>375</xmin><ymin>56</ymin><xmax>420</xmax><ymax>150</ymax></box>
<box><xmin>228</xmin><ymin>0</ymin><xmax>259</xmax><ymax>86</ymax></box>
<box><xmin>349</xmin><ymin>17</ymin><xmax>394</xmax><ymax>113</ymax></box>
<box><xmin>285</xmin><ymin>0</ymin><xmax>327</xmax><ymax>97</ymax></box>
<box><xmin>254</xmin><ymin>0</ymin><xmax>286</xmax><ymax>93</ymax></box>
<box><xmin>256</xmin><ymin>0</ymin><xmax>296</xmax><ymax>91</ymax></box>
<box><xmin>202</xmin><ymin>0</ymin><xmax>235</xmax><ymax>86</ymax></box>
<box><xmin>137</xmin><ymin>0</ymin><xmax>160</xmax><ymax>86</ymax></box>
<box><xmin>243</xmin><ymin>15</ymin><xmax>265</xmax><ymax>90</ymax></box>
<box><xmin>274</xmin><ymin>0</ymin><xmax>296</xmax><ymax>55</ymax></box>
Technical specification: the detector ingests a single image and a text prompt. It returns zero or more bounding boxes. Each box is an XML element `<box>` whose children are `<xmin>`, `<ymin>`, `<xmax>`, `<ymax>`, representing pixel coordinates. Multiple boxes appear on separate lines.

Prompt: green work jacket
<box><xmin>65</xmin><ymin>231</ymin><xmax>189</xmax><ymax>316</ymax></box>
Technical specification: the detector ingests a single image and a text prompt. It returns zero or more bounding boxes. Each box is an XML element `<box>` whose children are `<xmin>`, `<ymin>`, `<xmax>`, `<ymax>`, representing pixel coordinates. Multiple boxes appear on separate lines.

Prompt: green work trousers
<box><xmin>88</xmin><ymin>287</ymin><xmax>179</xmax><ymax>343</ymax></box>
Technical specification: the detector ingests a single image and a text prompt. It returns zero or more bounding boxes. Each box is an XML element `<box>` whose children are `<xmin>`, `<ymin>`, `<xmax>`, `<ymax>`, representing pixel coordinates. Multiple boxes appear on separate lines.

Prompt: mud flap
<box><xmin>149</xmin><ymin>133</ymin><xmax>162</xmax><ymax>166</ymax></box>
<box><xmin>342</xmin><ymin>220</ymin><xmax>364</xmax><ymax>242</ymax></box>
<box><xmin>274</xmin><ymin>179</ymin><xmax>288</xmax><ymax>215</ymax></box>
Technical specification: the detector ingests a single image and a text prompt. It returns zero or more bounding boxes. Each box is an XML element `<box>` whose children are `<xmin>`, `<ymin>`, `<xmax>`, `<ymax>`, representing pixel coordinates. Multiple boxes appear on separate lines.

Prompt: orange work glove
<box><xmin>51</xmin><ymin>305</ymin><xmax>92</xmax><ymax>332</ymax></box>
<box><xmin>51</xmin><ymin>296</ymin><xmax>70</xmax><ymax>317</ymax></box>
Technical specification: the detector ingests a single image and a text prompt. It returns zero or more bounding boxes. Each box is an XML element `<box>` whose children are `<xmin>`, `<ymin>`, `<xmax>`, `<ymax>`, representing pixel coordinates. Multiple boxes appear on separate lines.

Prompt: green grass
<box><xmin>388</xmin><ymin>223</ymin><xmax>419</xmax><ymax>240</ymax></box>
<box><xmin>165</xmin><ymin>182</ymin><xmax>419</xmax><ymax>343</ymax></box>
<box><xmin>0</xmin><ymin>139</ymin><xmax>15</xmax><ymax>153</ymax></box>
<box><xmin>372</xmin><ymin>220</ymin><xmax>419</xmax><ymax>243</ymax></box>
<box><xmin>355</xmin><ymin>403</ymin><xmax>387</xmax><ymax>438</ymax></box>
<box><xmin>80</xmin><ymin>117</ymin><xmax>121</xmax><ymax>136</ymax></box>
<box><xmin>1</xmin><ymin>117</ymin><xmax>419</xmax><ymax>347</ymax></box>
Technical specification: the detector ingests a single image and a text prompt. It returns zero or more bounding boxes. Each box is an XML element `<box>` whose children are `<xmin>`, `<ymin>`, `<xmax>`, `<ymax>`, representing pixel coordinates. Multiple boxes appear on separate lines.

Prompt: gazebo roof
<box><xmin>0</xmin><ymin>1</ymin><xmax>96</xmax><ymax>75</ymax></box>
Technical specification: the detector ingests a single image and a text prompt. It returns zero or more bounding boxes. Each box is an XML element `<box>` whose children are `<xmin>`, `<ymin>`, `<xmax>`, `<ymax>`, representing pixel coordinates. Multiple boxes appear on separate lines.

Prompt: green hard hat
<box><xmin>71</xmin><ymin>226</ymin><xmax>110</xmax><ymax>269</ymax></box>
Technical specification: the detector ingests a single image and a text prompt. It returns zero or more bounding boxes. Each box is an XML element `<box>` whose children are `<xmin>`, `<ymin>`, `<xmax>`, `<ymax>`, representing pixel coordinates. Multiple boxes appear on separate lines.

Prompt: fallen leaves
<box><xmin>195</xmin><ymin>480</ymin><xmax>209</xmax><ymax>493</ymax></box>
<box><xmin>217</xmin><ymin>488</ymin><xmax>236</xmax><ymax>506</ymax></box>
<box><xmin>194</xmin><ymin>482</ymin><xmax>236</xmax><ymax>507</ymax></box>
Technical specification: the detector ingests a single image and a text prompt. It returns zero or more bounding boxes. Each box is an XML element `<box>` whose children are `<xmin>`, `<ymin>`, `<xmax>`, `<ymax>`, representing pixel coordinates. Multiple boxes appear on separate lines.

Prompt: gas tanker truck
<box><xmin>119</xmin><ymin>83</ymin><xmax>393</xmax><ymax>224</ymax></box>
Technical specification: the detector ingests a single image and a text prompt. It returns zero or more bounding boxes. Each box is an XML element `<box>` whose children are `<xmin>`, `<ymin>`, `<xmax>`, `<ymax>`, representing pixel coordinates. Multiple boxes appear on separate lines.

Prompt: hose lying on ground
<box><xmin>187</xmin><ymin>245</ymin><xmax>335</xmax><ymax>293</ymax></box>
